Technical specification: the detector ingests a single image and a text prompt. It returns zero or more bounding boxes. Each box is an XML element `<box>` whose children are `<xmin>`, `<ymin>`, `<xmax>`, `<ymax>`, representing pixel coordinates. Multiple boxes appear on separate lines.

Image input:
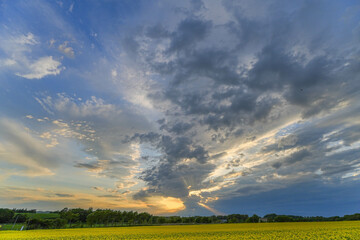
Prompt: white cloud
<box><xmin>115</xmin><ymin>66</ymin><xmax>156</xmax><ymax>110</ymax></box>
<box><xmin>33</xmin><ymin>94</ymin><xmax>155</xmax><ymax>193</ymax></box>
<box><xmin>43</xmin><ymin>94</ymin><xmax>121</xmax><ymax>117</ymax></box>
<box><xmin>15</xmin><ymin>32</ymin><xmax>38</xmax><ymax>45</ymax></box>
<box><xmin>3</xmin><ymin>59</ymin><xmax>17</xmax><ymax>66</ymax></box>
<box><xmin>49</xmin><ymin>39</ymin><xmax>56</xmax><ymax>47</ymax></box>
<box><xmin>58</xmin><ymin>41</ymin><xmax>75</xmax><ymax>58</ymax></box>
<box><xmin>16</xmin><ymin>56</ymin><xmax>64</xmax><ymax>79</ymax></box>
<box><xmin>0</xmin><ymin>32</ymin><xmax>64</xmax><ymax>79</ymax></box>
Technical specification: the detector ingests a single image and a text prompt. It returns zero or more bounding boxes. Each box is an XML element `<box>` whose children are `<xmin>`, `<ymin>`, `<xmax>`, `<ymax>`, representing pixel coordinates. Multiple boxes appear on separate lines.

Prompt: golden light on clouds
<box><xmin>0</xmin><ymin>186</ymin><xmax>149</xmax><ymax>210</ymax></box>
<box><xmin>145</xmin><ymin>196</ymin><xmax>185</xmax><ymax>214</ymax></box>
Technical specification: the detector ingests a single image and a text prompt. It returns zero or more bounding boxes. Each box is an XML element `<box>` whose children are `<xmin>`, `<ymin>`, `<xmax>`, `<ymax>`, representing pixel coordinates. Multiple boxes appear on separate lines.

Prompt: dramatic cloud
<box><xmin>0</xmin><ymin>0</ymin><xmax>359</xmax><ymax>215</ymax></box>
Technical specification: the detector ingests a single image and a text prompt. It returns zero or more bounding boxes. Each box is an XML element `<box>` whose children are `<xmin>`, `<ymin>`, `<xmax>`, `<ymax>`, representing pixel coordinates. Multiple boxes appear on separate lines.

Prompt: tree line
<box><xmin>263</xmin><ymin>213</ymin><xmax>360</xmax><ymax>222</ymax></box>
<box><xmin>12</xmin><ymin>208</ymin><xmax>36</xmax><ymax>213</ymax></box>
<box><xmin>1</xmin><ymin>208</ymin><xmax>359</xmax><ymax>230</ymax></box>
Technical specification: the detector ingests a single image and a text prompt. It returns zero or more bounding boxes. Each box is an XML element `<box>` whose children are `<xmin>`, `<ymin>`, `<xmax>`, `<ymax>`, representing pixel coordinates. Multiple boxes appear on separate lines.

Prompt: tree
<box><xmin>14</xmin><ymin>214</ymin><xmax>28</xmax><ymax>223</ymax></box>
<box><xmin>86</xmin><ymin>212</ymin><xmax>97</xmax><ymax>227</ymax></box>
<box><xmin>138</xmin><ymin>212</ymin><xmax>152</xmax><ymax>224</ymax></box>
<box><xmin>157</xmin><ymin>216</ymin><xmax>166</xmax><ymax>224</ymax></box>
<box><xmin>169</xmin><ymin>216</ymin><xmax>182</xmax><ymax>224</ymax></box>
<box><xmin>264</xmin><ymin>213</ymin><xmax>277</xmax><ymax>222</ymax></box>
<box><xmin>227</xmin><ymin>214</ymin><xmax>248</xmax><ymax>223</ymax></box>
<box><xmin>274</xmin><ymin>215</ymin><xmax>294</xmax><ymax>222</ymax></box>
<box><xmin>69</xmin><ymin>208</ymin><xmax>92</xmax><ymax>223</ymax></box>
<box><xmin>343</xmin><ymin>213</ymin><xmax>360</xmax><ymax>221</ymax></box>
<box><xmin>60</xmin><ymin>208</ymin><xmax>79</xmax><ymax>227</ymax></box>
<box><xmin>0</xmin><ymin>208</ymin><xmax>15</xmax><ymax>223</ymax></box>
<box><xmin>228</xmin><ymin>217</ymin><xmax>238</xmax><ymax>223</ymax></box>
<box><xmin>52</xmin><ymin>218</ymin><xmax>67</xmax><ymax>228</ymax></box>
<box><xmin>246</xmin><ymin>214</ymin><xmax>260</xmax><ymax>223</ymax></box>
<box><xmin>27</xmin><ymin>218</ymin><xmax>66</xmax><ymax>229</ymax></box>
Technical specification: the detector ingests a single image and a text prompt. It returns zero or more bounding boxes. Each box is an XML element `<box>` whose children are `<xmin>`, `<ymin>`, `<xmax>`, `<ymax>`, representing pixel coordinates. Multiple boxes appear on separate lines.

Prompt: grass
<box><xmin>0</xmin><ymin>223</ymin><xmax>24</xmax><ymax>231</ymax></box>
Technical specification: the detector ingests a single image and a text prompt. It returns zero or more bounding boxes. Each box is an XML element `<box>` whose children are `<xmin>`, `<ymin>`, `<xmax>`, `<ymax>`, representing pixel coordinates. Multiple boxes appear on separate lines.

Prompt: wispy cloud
<box><xmin>0</xmin><ymin>118</ymin><xmax>58</xmax><ymax>176</ymax></box>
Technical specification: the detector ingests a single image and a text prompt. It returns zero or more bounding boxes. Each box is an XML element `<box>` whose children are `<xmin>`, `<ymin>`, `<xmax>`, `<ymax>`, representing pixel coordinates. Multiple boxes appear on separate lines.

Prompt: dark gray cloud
<box><xmin>146</xmin><ymin>25</ymin><xmax>171</xmax><ymax>39</ymax></box>
<box><xmin>139</xmin><ymin>161</ymin><xmax>215</xmax><ymax>199</ymax></box>
<box><xmin>130</xmin><ymin>132</ymin><xmax>208</xmax><ymax>164</ymax></box>
<box><xmin>75</xmin><ymin>159</ymin><xmax>135</xmax><ymax>179</ymax></box>
<box><xmin>98</xmin><ymin>195</ymin><xmax>119</xmax><ymax>198</ymax></box>
<box><xmin>75</xmin><ymin>163</ymin><xmax>99</xmax><ymax>170</ymax></box>
<box><xmin>159</xmin><ymin>121</ymin><xmax>193</xmax><ymax>135</ymax></box>
<box><xmin>167</xmin><ymin>18</ymin><xmax>212</xmax><ymax>54</ymax></box>
<box><xmin>272</xmin><ymin>149</ymin><xmax>311</xmax><ymax>169</ymax></box>
<box><xmin>55</xmin><ymin>193</ymin><xmax>74</xmax><ymax>198</ymax></box>
<box><xmin>144</xmin><ymin>0</ymin><xmax>358</xmax><ymax>132</ymax></box>
<box><xmin>122</xmin><ymin>0</ymin><xmax>360</xmax><ymax>209</ymax></box>
<box><xmin>256</xmin><ymin>107</ymin><xmax>360</xmax><ymax>184</ymax></box>
<box><xmin>190</xmin><ymin>0</ymin><xmax>204</xmax><ymax>12</ymax></box>
<box><xmin>128</xmin><ymin>130</ymin><xmax>214</xmax><ymax>199</ymax></box>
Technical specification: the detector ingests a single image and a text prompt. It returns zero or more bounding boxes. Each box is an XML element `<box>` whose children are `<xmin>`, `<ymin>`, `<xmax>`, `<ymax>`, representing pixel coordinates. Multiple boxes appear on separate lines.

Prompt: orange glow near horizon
<box><xmin>146</xmin><ymin>196</ymin><xmax>186</xmax><ymax>214</ymax></box>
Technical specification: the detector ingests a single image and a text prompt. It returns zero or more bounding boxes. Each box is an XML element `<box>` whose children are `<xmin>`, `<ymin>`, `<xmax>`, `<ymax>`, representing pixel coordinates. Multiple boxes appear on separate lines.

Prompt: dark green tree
<box><xmin>274</xmin><ymin>215</ymin><xmax>294</xmax><ymax>222</ymax></box>
<box><xmin>246</xmin><ymin>214</ymin><xmax>260</xmax><ymax>223</ymax></box>
<box><xmin>14</xmin><ymin>214</ymin><xmax>28</xmax><ymax>223</ymax></box>
<box><xmin>0</xmin><ymin>208</ymin><xmax>15</xmax><ymax>223</ymax></box>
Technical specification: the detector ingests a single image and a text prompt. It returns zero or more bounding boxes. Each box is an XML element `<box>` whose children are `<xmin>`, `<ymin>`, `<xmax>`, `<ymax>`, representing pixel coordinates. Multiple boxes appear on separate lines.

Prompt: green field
<box><xmin>1</xmin><ymin>221</ymin><xmax>360</xmax><ymax>239</ymax></box>
<box><xmin>0</xmin><ymin>223</ymin><xmax>23</xmax><ymax>231</ymax></box>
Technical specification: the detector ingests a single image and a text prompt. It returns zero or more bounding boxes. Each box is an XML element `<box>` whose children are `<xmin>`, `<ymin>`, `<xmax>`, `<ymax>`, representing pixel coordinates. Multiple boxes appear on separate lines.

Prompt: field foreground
<box><xmin>1</xmin><ymin>221</ymin><xmax>360</xmax><ymax>239</ymax></box>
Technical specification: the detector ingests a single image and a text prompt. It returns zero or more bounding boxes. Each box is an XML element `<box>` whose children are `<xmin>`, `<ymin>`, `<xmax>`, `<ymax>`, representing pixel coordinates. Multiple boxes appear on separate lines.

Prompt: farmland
<box><xmin>2</xmin><ymin>221</ymin><xmax>360</xmax><ymax>239</ymax></box>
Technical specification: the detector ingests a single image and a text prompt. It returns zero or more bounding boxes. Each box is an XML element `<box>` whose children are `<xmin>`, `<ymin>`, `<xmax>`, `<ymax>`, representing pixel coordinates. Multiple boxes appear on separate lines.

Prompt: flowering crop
<box><xmin>2</xmin><ymin>221</ymin><xmax>360</xmax><ymax>239</ymax></box>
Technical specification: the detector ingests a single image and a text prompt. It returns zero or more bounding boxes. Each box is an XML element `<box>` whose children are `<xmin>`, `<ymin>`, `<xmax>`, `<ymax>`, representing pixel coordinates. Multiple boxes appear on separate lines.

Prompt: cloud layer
<box><xmin>0</xmin><ymin>0</ymin><xmax>359</xmax><ymax>216</ymax></box>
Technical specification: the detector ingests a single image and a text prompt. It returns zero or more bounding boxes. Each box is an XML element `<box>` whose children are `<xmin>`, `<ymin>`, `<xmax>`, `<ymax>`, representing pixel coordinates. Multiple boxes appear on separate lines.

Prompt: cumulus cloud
<box><xmin>16</xmin><ymin>56</ymin><xmax>63</xmax><ymax>79</ymax></box>
<box><xmin>0</xmin><ymin>32</ymin><xmax>64</xmax><ymax>79</ymax></box>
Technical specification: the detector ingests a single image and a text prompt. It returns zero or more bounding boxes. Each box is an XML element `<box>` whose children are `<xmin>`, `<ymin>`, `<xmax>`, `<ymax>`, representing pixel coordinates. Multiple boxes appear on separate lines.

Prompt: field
<box><xmin>1</xmin><ymin>221</ymin><xmax>360</xmax><ymax>239</ymax></box>
<box><xmin>0</xmin><ymin>223</ymin><xmax>23</xmax><ymax>231</ymax></box>
<box><xmin>0</xmin><ymin>213</ymin><xmax>61</xmax><ymax>231</ymax></box>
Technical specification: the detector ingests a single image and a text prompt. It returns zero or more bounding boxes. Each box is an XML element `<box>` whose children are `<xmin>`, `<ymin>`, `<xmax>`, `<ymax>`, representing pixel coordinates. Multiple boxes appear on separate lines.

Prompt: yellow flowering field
<box><xmin>1</xmin><ymin>221</ymin><xmax>360</xmax><ymax>239</ymax></box>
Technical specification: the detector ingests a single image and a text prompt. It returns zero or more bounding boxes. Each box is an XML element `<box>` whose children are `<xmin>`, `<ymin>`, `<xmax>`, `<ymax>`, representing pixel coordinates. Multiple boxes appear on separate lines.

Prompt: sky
<box><xmin>0</xmin><ymin>0</ymin><xmax>360</xmax><ymax>217</ymax></box>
